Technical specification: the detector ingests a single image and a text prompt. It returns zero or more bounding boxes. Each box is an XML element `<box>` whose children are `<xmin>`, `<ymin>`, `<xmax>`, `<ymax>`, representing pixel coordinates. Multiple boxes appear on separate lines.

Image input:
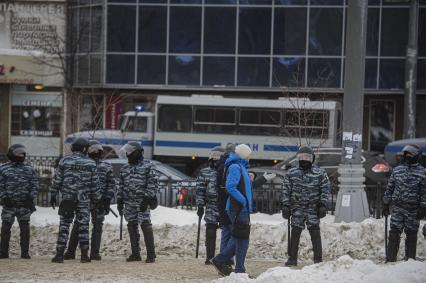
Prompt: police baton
<box><xmin>287</xmin><ymin>216</ymin><xmax>291</xmax><ymax>256</ymax></box>
<box><xmin>109</xmin><ymin>208</ymin><xmax>119</xmax><ymax>218</ymax></box>
<box><xmin>384</xmin><ymin>214</ymin><xmax>388</xmax><ymax>262</ymax></box>
<box><xmin>196</xmin><ymin>214</ymin><xmax>202</xmax><ymax>258</ymax></box>
<box><xmin>119</xmin><ymin>214</ymin><xmax>123</xmax><ymax>241</ymax></box>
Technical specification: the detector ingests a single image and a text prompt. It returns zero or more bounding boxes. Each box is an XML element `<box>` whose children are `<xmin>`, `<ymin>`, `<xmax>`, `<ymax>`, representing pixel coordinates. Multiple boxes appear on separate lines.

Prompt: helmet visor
<box><xmin>402</xmin><ymin>144</ymin><xmax>420</xmax><ymax>156</ymax></box>
<box><xmin>12</xmin><ymin>146</ymin><xmax>27</xmax><ymax>157</ymax></box>
<box><xmin>88</xmin><ymin>143</ymin><xmax>103</xmax><ymax>154</ymax></box>
<box><xmin>119</xmin><ymin>143</ymin><xmax>139</xmax><ymax>158</ymax></box>
<box><xmin>297</xmin><ymin>153</ymin><xmax>313</xmax><ymax>163</ymax></box>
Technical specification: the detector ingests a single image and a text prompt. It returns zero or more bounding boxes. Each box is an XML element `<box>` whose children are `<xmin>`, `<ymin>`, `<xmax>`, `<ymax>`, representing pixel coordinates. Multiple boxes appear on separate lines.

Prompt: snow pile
<box><xmin>215</xmin><ymin>255</ymin><xmax>426</xmax><ymax>283</ymax></box>
<box><xmin>1</xmin><ymin>205</ymin><xmax>425</xmax><ymax>263</ymax></box>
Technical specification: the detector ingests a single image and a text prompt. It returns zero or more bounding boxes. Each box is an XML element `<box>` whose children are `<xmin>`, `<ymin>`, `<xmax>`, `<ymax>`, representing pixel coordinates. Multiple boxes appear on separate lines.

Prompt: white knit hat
<box><xmin>235</xmin><ymin>144</ymin><xmax>252</xmax><ymax>160</ymax></box>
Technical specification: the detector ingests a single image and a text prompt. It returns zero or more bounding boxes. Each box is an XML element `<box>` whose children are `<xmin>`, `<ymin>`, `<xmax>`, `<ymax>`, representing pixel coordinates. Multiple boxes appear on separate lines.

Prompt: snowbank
<box><xmin>1</xmin><ymin>205</ymin><xmax>425</xmax><ymax>263</ymax></box>
<box><xmin>214</xmin><ymin>255</ymin><xmax>426</xmax><ymax>283</ymax></box>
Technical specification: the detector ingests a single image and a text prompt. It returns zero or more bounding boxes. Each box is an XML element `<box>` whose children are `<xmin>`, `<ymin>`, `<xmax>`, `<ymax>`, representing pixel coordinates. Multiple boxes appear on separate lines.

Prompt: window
<box><xmin>238</xmin><ymin>8</ymin><xmax>272</xmax><ymax>55</ymax></box>
<box><xmin>238</xmin><ymin>57</ymin><xmax>270</xmax><ymax>87</ymax></box>
<box><xmin>274</xmin><ymin>8</ymin><xmax>307</xmax><ymax>55</ymax></box>
<box><xmin>310</xmin><ymin>0</ymin><xmax>344</xmax><ymax>4</ymax></box>
<box><xmin>419</xmin><ymin>9</ymin><xmax>426</xmax><ymax>56</ymax></box>
<box><xmin>307</xmin><ymin>58</ymin><xmax>341</xmax><ymax>88</ymax></box>
<box><xmin>366</xmin><ymin>8</ymin><xmax>379</xmax><ymax>56</ymax></box>
<box><xmin>416</xmin><ymin>100</ymin><xmax>426</xmax><ymax>138</ymax></box>
<box><xmin>107</xmin><ymin>5</ymin><xmax>136</xmax><ymax>52</ymax></box>
<box><xmin>194</xmin><ymin>107</ymin><xmax>235</xmax><ymax>134</ymax></box>
<box><xmin>11</xmin><ymin>106</ymin><xmax>61</xmax><ymax>137</ymax></box>
<box><xmin>79</xmin><ymin>95</ymin><xmax>104</xmax><ymax>131</ymax></box>
<box><xmin>275</xmin><ymin>0</ymin><xmax>307</xmax><ymax>5</ymax></box>
<box><xmin>238</xmin><ymin>109</ymin><xmax>281</xmax><ymax>135</ymax></box>
<box><xmin>168</xmin><ymin>56</ymin><xmax>200</xmax><ymax>85</ymax></box>
<box><xmin>369</xmin><ymin>100</ymin><xmax>395</xmax><ymax>152</ymax></box>
<box><xmin>106</xmin><ymin>55</ymin><xmax>135</xmax><ymax>84</ymax></box>
<box><xmin>379</xmin><ymin>59</ymin><xmax>405</xmax><ymax>89</ymax></box>
<box><xmin>127</xmin><ymin>117</ymin><xmax>147</xmax><ymax>132</ymax></box>
<box><xmin>90</xmin><ymin>55</ymin><xmax>102</xmax><ymax>84</ymax></box>
<box><xmin>381</xmin><ymin>8</ymin><xmax>409</xmax><ymax>56</ymax></box>
<box><xmin>91</xmin><ymin>6</ymin><xmax>103</xmax><ymax>52</ymax></box>
<box><xmin>78</xmin><ymin>7</ymin><xmax>90</xmax><ymax>53</ymax></box>
<box><xmin>365</xmin><ymin>59</ymin><xmax>377</xmax><ymax>89</ymax></box>
<box><xmin>137</xmin><ymin>55</ymin><xmax>166</xmax><ymax>85</ymax></box>
<box><xmin>203</xmin><ymin>57</ymin><xmax>235</xmax><ymax>86</ymax></box>
<box><xmin>284</xmin><ymin>110</ymin><xmax>329</xmax><ymax>139</ymax></box>
<box><xmin>169</xmin><ymin>7</ymin><xmax>201</xmax><ymax>53</ymax></box>
<box><xmin>317</xmin><ymin>153</ymin><xmax>341</xmax><ymax>167</ymax></box>
<box><xmin>158</xmin><ymin>105</ymin><xmax>192</xmax><ymax>132</ymax></box>
<box><xmin>204</xmin><ymin>7</ymin><xmax>236</xmax><ymax>54</ymax></box>
<box><xmin>272</xmin><ymin>57</ymin><xmax>305</xmax><ymax>87</ymax></box>
<box><xmin>309</xmin><ymin>8</ymin><xmax>343</xmax><ymax>55</ymax></box>
<box><xmin>77</xmin><ymin>55</ymin><xmax>89</xmax><ymax>85</ymax></box>
<box><xmin>139</xmin><ymin>6</ymin><xmax>167</xmax><ymax>53</ymax></box>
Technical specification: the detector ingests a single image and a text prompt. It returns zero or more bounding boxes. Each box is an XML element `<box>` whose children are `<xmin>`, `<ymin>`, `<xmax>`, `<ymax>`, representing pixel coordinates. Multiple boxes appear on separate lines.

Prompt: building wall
<box><xmin>0</xmin><ymin>85</ymin><xmax>10</xmax><ymax>154</ymax></box>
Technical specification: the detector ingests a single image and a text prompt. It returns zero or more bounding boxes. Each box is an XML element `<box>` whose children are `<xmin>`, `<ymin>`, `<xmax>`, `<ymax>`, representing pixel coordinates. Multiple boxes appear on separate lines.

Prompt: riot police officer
<box><xmin>196</xmin><ymin>146</ymin><xmax>225</xmax><ymax>264</ymax></box>
<box><xmin>281</xmin><ymin>146</ymin><xmax>330</xmax><ymax>266</ymax></box>
<box><xmin>117</xmin><ymin>142</ymin><xmax>158</xmax><ymax>263</ymax></box>
<box><xmin>50</xmin><ymin>137</ymin><xmax>101</xmax><ymax>263</ymax></box>
<box><xmin>0</xmin><ymin>144</ymin><xmax>38</xmax><ymax>259</ymax></box>
<box><xmin>383</xmin><ymin>144</ymin><xmax>426</xmax><ymax>262</ymax></box>
<box><xmin>64</xmin><ymin>140</ymin><xmax>116</xmax><ymax>260</ymax></box>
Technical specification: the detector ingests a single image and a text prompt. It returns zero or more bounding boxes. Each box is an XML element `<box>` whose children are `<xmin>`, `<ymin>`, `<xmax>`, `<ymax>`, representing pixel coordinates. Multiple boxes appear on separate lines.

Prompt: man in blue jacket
<box><xmin>212</xmin><ymin>144</ymin><xmax>253</xmax><ymax>276</ymax></box>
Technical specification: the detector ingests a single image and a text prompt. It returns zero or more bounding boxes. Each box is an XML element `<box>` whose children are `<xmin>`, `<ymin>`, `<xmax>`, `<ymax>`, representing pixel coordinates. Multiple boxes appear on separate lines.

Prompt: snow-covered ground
<box><xmin>1</xmin><ymin>205</ymin><xmax>426</xmax><ymax>282</ymax></box>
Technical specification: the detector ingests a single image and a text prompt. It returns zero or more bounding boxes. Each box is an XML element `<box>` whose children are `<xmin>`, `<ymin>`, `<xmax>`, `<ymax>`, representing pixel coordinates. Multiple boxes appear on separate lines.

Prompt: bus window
<box><xmin>127</xmin><ymin>116</ymin><xmax>147</xmax><ymax>132</ymax></box>
<box><xmin>193</xmin><ymin>107</ymin><xmax>236</xmax><ymax>134</ymax></box>
<box><xmin>238</xmin><ymin>109</ymin><xmax>281</xmax><ymax>135</ymax></box>
<box><xmin>158</xmin><ymin>105</ymin><xmax>192</xmax><ymax>132</ymax></box>
<box><xmin>284</xmin><ymin>110</ymin><xmax>329</xmax><ymax>139</ymax></box>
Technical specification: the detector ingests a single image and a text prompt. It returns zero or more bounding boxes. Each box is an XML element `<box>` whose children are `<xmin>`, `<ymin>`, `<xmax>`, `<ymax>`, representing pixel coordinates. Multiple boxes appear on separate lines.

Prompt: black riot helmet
<box><xmin>297</xmin><ymin>146</ymin><xmax>315</xmax><ymax>170</ymax></box>
<box><xmin>402</xmin><ymin>144</ymin><xmax>422</xmax><ymax>165</ymax></box>
<box><xmin>88</xmin><ymin>140</ymin><xmax>103</xmax><ymax>160</ymax></box>
<box><xmin>71</xmin><ymin>137</ymin><xmax>89</xmax><ymax>154</ymax></box>
<box><xmin>7</xmin><ymin>144</ymin><xmax>27</xmax><ymax>163</ymax></box>
<box><xmin>209</xmin><ymin>146</ymin><xmax>225</xmax><ymax>168</ymax></box>
<box><xmin>121</xmin><ymin>142</ymin><xmax>144</xmax><ymax>164</ymax></box>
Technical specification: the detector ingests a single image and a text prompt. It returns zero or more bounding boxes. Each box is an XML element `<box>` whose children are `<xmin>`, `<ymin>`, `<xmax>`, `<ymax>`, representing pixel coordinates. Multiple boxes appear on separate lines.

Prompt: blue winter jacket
<box><xmin>225</xmin><ymin>154</ymin><xmax>253</xmax><ymax>213</ymax></box>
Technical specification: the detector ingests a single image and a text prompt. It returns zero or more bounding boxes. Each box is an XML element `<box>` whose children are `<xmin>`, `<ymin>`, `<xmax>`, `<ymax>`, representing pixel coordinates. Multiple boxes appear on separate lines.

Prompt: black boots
<box><xmin>52</xmin><ymin>247</ymin><xmax>65</xmax><ymax>263</ymax></box>
<box><xmin>285</xmin><ymin>227</ymin><xmax>302</xmax><ymax>267</ymax></box>
<box><xmin>126</xmin><ymin>223</ymin><xmax>141</xmax><ymax>262</ymax></box>
<box><xmin>309</xmin><ymin>229</ymin><xmax>323</xmax><ymax>263</ymax></box>
<box><xmin>80</xmin><ymin>249</ymin><xmax>91</xmax><ymax>263</ymax></box>
<box><xmin>405</xmin><ymin>231</ymin><xmax>417</xmax><ymax>261</ymax></box>
<box><xmin>141</xmin><ymin>222</ymin><xmax>156</xmax><ymax>263</ymax></box>
<box><xmin>386</xmin><ymin>229</ymin><xmax>401</xmax><ymax>263</ymax></box>
<box><xmin>205</xmin><ymin>224</ymin><xmax>217</xmax><ymax>265</ymax></box>
<box><xmin>64</xmin><ymin>222</ymin><xmax>78</xmax><ymax>260</ymax></box>
<box><xmin>19</xmin><ymin>221</ymin><xmax>31</xmax><ymax>259</ymax></box>
<box><xmin>90</xmin><ymin>222</ymin><xmax>103</xmax><ymax>261</ymax></box>
<box><xmin>0</xmin><ymin>221</ymin><xmax>12</xmax><ymax>259</ymax></box>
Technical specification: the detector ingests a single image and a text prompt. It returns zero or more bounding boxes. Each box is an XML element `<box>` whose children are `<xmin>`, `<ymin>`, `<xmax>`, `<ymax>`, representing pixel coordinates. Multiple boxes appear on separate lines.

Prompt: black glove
<box><xmin>140</xmin><ymin>200</ymin><xmax>148</xmax><ymax>212</ymax></box>
<box><xmin>282</xmin><ymin>206</ymin><xmax>291</xmax><ymax>219</ymax></box>
<box><xmin>3</xmin><ymin>197</ymin><xmax>13</xmax><ymax>208</ymax></box>
<box><xmin>103</xmin><ymin>198</ymin><xmax>111</xmax><ymax>215</ymax></box>
<box><xmin>197</xmin><ymin>206</ymin><xmax>204</xmax><ymax>217</ymax></box>
<box><xmin>50</xmin><ymin>195</ymin><xmax>56</xmax><ymax>209</ymax></box>
<box><xmin>149</xmin><ymin>196</ymin><xmax>158</xmax><ymax>210</ymax></box>
<box><xmin>382</xmin><ymin>204</ymin><xmax>390</xmax><ymax>217</ymax></box>
<box><xmin>423</xmin><ymin>225</ymin><xmax>426</xmax><ymax>239</ymax></box>
<box><xmin>317</xmin><ymin>203</ymin><xmax>327</xmax><ymax>219</ymax></box>
<box><xmin>416</xmin><ymin>207</ymin><xmax>426</xmax><ymax>220</ymax></box>
<box><xmin>117</xmin><ymin>199</ymin><xmax>124</xmax><ymax>216</ymax></box>
<box><xmin>23</xmin><ymin>197</ymin><xmax>34</xmax><ymax>209</ymax></box>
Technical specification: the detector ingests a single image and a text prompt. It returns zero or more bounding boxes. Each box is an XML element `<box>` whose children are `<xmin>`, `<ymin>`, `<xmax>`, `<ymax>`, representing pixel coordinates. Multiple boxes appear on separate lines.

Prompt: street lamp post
<box><xmin>335</xmin><ymin>0</ymin><xmax>370</xmax><ymax>223</ymax></box>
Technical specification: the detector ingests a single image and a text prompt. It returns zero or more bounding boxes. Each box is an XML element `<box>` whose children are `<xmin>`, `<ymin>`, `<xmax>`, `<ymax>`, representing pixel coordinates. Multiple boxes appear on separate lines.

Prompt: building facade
<box><xmin>69</xmin><ymin>0</ymin><xmax>426</xmax><ymax>155</ymax></box>
<box><xmin>0</xmin><ymin>0</ymin><xmax>65</xmax><ymax>155</ymax></box>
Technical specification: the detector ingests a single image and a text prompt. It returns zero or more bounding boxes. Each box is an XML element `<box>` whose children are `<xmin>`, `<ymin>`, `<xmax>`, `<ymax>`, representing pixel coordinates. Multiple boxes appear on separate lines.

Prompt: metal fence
<box><xmin>1</xmin><ymin>155</ymin><xmax>388</xmax><ymax>217</ymax></box>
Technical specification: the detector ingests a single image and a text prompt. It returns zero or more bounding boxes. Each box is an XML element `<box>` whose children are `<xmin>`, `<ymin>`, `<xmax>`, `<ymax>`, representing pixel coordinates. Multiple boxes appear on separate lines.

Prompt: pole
<box><xmin>195</xmin><ymin>215</ymin><xmax>202</xmax><ymax>258</ymax></box>
<box><xmin>403</xmin><ymin>0</ymin><xmax>419</xmax><ymax>139</ymax></box>
<box><xmin>335</xmin><ymin>0</ymin><xmax>370</xmax><ymax>223</ymax></box>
